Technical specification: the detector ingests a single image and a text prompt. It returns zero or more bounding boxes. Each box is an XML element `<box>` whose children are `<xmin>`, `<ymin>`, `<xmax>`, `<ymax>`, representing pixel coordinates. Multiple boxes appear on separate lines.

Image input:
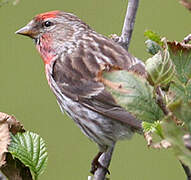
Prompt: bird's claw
<box><xmin>90</xmin><ymin>161</ymin><xmax>110</xmax><ymax>175</ymax></box>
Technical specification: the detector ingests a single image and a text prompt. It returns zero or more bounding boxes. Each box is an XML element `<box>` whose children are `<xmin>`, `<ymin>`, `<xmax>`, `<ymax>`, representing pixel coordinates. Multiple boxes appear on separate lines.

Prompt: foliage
<box><xmin>103</xmin><ymin>71</ymin><xmax>164</xmax><ymax>123</ymax></box>
<box><xmin>144</xmin><ymin>30</ymin><xmax>163</xmax><ymax>46</ymax></box>
<box><xmin>162</xmin><ymin>115</ymin><xmax>191</xmax><ymax>168</ymax></box>
<box><xmin>8</xmin><ymin>131</ymin><xmax>48</xmax><ymax>180</ymax></box>
<box><xmin>145</xmin><ymin>38</ymin><xmax>191</xmax><ymax>168</ymax></box>
<box><xmin>1</xmin><ymin>1</ymin><xmax>191</xmax><ymax>179</ymax></box>
<box><xmin>103</xmin><ymin>33</ymin><xmax>191</xmax><ymax>169</ymax></box>
<box><xmin>145</xmin><ymin>39</ymin><xmax>161</xmax><ymax>55</ymax></box>
<box><xmin>0</xmin><ymin>0</ymin><xmax>19</xmax><ymax>7</ymax></box>
<box><xmin>142</xmin><ymin>121</ymin><xmax>163</xmax><ymax>138</ymax></box>
<box><xmin>145</xmin><ymin>48</ymin><xmax>175</xmax><ymax>87</ymax></box>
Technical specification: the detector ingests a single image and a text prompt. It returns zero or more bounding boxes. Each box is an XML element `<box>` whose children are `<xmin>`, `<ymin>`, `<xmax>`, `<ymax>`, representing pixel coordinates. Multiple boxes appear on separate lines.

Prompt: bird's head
<box><xmin>16</xmin><ymin>10</ymin><xmax>90</xmax><ymax>43</ymax></box>
<box><xmin>16</xmin><ymin>11</ymin><xmax>90</xmax><ymax>64</ymax></box>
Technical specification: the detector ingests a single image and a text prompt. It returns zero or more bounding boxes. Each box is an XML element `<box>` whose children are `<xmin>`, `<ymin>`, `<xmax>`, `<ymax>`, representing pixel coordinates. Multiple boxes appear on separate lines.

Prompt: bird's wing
<box><xmin>52</xmin><ymin>36</ymin><xmax>145</xmax><ymax>131</ymax></box>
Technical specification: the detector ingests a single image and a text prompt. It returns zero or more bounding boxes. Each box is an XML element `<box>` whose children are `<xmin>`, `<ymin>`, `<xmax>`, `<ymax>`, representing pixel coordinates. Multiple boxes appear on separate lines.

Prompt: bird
<box><xmin>16</xmin><ymin>10</ymin><xmax>144</xmax><ymax>174</ymax></box>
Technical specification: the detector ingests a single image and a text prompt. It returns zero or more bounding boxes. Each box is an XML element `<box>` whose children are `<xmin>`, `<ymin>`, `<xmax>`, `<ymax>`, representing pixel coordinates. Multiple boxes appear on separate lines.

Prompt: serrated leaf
<box><xmin>167</xmin><ymin>41</ymin><xmax>191</xmax><ymax>133</ymax></box>
<box><xmin>162</xmin><ymin>115</ymin><xmax>191</xmax><ymax>169</ymax></box>
<box><xmin>142</xmin><ymin>121</ymin><xmax>163</xmax><ymax>138</ymax></box>
<box><xmin>102</xmin><ymin>70</ymin><xmax>164</xmax><ymax>123</ymax></box>
<box><xmin>8</xmin><ymin>131</ymin><xmax>48</xmax><ymax>180</ymax></box>
<box><xmin>145</xmin><ymin>39</ymin><xmax>161</xmax><ymax>55</ymax></box>
<box><xmin>144</xmin><ymin>30</ymin><xmax>163</xmax><ymax>46</ymax></box>
<box><xmin>168</xmin><ymin>41</ymin><xmax>191</xmax><ymax>84</ymax></box>
<box><xmin>145</xmin><ymin>49</ymin><xmax>175</xmax><ymax>86</ymax></box>
<box><xmin>168</xmin><ymin>81</ymin><xmax>191</xmax><ymax>133</ymax></box>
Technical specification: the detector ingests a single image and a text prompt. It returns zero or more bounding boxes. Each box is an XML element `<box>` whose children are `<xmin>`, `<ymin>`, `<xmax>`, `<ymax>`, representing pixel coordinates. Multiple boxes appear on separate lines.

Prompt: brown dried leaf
<box><xmin>0</xmin><ymin>112</ymin><xmax>31</xmax><ymax>180</ymax></box>
<box><xmin>180</xmin><ymin>0</ymin><xmax>191</xmax><ymax>11</ymax></box>
<box><xmin>1</xmin><ymin>153</ymin><xmax>32</xmax><ymax>180</ymax></box>
<box><xmin>144</xmin><ymin>132</ymin><xmax>153</xmax><ymax>147</ymax></box>
<box><xmin>0</xmin><ymin>112</ymin><xmax>25</xmax><ymax>167</ymax></box>
<box><xmin>0</xmin><ymin>116</ymin><xmax>10</xmax><ymax>166</ymax></box>
<box><xmin>144</xmin><ymin>132</ymin><xmax>171</xmax><ymax>149</ymax></box>
<box><xmin>167</xmin><ymin>41</ymin><xmax>191</xmax><ymax>54</ymax></box>
<box><xmin>151</xmin><ymin>140</ymin><xmax>172</xmax><ymax>149</ymax></box>
<box><xmin>0</xmin><ymin>112</ymin><xmax>25</xmax><ymax>134</ymax></box>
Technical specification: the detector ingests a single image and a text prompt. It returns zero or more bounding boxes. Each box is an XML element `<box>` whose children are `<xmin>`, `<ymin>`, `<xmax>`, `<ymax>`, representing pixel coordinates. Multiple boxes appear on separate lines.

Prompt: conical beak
<box><xmin>15</xmin><ymin>25</ymin><xmax>32</xmax><ymax>36</ymax></box>
<box><xmin>15</xmin><ymin>21</ymin><xmax>37</xmax><ymax>38</ymax></box>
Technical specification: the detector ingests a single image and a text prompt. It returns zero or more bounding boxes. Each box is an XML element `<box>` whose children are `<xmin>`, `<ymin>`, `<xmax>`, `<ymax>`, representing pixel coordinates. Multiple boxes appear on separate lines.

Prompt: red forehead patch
<box><xmin>35</xmin><ymin>10</ymin><xmax>60</xmax><ymax>21</ymax></box>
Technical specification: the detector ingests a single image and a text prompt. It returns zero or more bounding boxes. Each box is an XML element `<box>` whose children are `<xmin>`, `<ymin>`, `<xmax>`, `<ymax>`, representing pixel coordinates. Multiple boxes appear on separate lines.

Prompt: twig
<box><xmin>93</xmin><ymin>144</ymin><xmax>115</xmax><ymax>180</ymax></box>
<box><xmin>183</xmin><ymin>34</ymin><xmax>191</xmax><ymax>44</ymax></box>
<box><xmin>180</xmin><ymin>161</ymin><xmax>191</xmax><ymax>180</ymax></box>
<box><xmin>111</xmin><ymin>0</ymin><xmax>139</xmax><ymax>51</ymax></box>
<box><xmin>155</xmin><ymin>86</ymin><xmax>169</xmax><ymax>116</ymax></box>
<box><xmin>121</xmin><ymin>0</ymin><xmax>139</xmax><ymax>50</ymax></box>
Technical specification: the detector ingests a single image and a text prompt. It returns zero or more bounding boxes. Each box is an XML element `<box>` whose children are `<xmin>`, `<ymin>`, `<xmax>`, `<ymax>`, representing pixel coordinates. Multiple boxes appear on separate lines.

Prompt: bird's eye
<box><xmin>43</xmin><ymin>21</ymin><xmax>53</xmax><ymax>27</ymax></box>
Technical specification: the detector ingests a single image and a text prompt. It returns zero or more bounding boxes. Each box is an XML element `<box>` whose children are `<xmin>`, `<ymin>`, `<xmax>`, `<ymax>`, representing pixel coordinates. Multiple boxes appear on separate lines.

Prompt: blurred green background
<box><xmin>0</xmin><ymin>0</ymin><xmax>190</xmax><ymax>179</ymax></box>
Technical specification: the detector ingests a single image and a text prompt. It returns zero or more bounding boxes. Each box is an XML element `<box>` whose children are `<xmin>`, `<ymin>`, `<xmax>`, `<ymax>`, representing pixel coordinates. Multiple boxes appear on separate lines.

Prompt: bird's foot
<box><xmin>90</xmin><ymin>151</ymin><xmax>110</xmax><ymax>175</ymax></box>
<box><xmin>90</xmin><ymin>160</ymin><xmax>110</xmax><ymax>175</ymax></box>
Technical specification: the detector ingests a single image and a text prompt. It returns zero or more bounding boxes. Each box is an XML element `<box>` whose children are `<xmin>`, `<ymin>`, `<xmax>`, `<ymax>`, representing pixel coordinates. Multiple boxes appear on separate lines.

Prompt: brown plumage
<box><xmin>16</xmin><ymin>10</ymin><xmax>145</xmax><ymax>174</ymax></box>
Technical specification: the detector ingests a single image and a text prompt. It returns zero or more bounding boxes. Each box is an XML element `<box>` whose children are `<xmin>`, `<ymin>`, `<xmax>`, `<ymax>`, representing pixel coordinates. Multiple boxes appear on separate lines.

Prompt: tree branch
<box><xmin>93</xmin><ymin>144</ymin><xmax>115</xmax><ymax>180</ymax></box>
<box><xmin>111</xmin><ymin>0</ymin><xmax>139</xmax><ymax>51</ymax></box>
<box><xmin>121</xmin><ymin>0</ymin><xmax>139</xmax><ymax>50</ymax></box>
<box><xmin>92</xmin><ymin>1</ymin><xmax>140</xmax><ymax>179</ymax></box>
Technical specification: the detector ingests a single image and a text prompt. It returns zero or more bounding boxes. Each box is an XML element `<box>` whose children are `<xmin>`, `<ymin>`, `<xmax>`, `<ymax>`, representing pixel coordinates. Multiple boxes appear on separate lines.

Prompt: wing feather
<box><xmin>52</xmin><ymin>34</ymin><xmax>145</xmax><ymax>131</ymax></box>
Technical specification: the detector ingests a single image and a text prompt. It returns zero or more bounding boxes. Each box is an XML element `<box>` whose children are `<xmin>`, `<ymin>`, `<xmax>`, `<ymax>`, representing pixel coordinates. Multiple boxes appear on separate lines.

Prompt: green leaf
<box><xmin>166</xmin><ymin>42</ymin><xmax>191</xmax><ymax>133</ymax></box>
<box><xmin>168</xmin><ymin>82</ymin><xmax>191</xmax><ymax>132</ymax></box>
<box><xmin>145</xmin><ymin>49</ymin><xmax>175</xmax><ymax>86</ymax></box>
<box><xmin>0</xmin><ymin>0</ymin><xmax>19</xmax><ymax>6</ymax></box>
<box><xmin>162</xmin><ymin>115</ymin><xmax>191</xmax><ymax>169</ymax></box>
<box><xmin>144</xmin><ymin>30</ymin><xmax>163</xmax><ymax>46</ymax></box>
<box><xmin>168</xmin><ymin>41</ymin><xmax>191</xmax><ymax>84</ymax></box>
<box><xmin>102</xmin><ymin>70</ymin><xmax>164</xmax><ymax>123</ymax></box>
<box><xmin>142</xmin><ymin>121</ymin><xmax>163</xmax><ymax>138</ymax></box>
<box><xmin>8</xmin><ymin>131</ymin><xmax>48</xmax><ymax>180</ymax></box>
<box><xmin>145</xmin><ymin>39</ymin><xmax>161</xmax><ymax>55</ymax></box>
